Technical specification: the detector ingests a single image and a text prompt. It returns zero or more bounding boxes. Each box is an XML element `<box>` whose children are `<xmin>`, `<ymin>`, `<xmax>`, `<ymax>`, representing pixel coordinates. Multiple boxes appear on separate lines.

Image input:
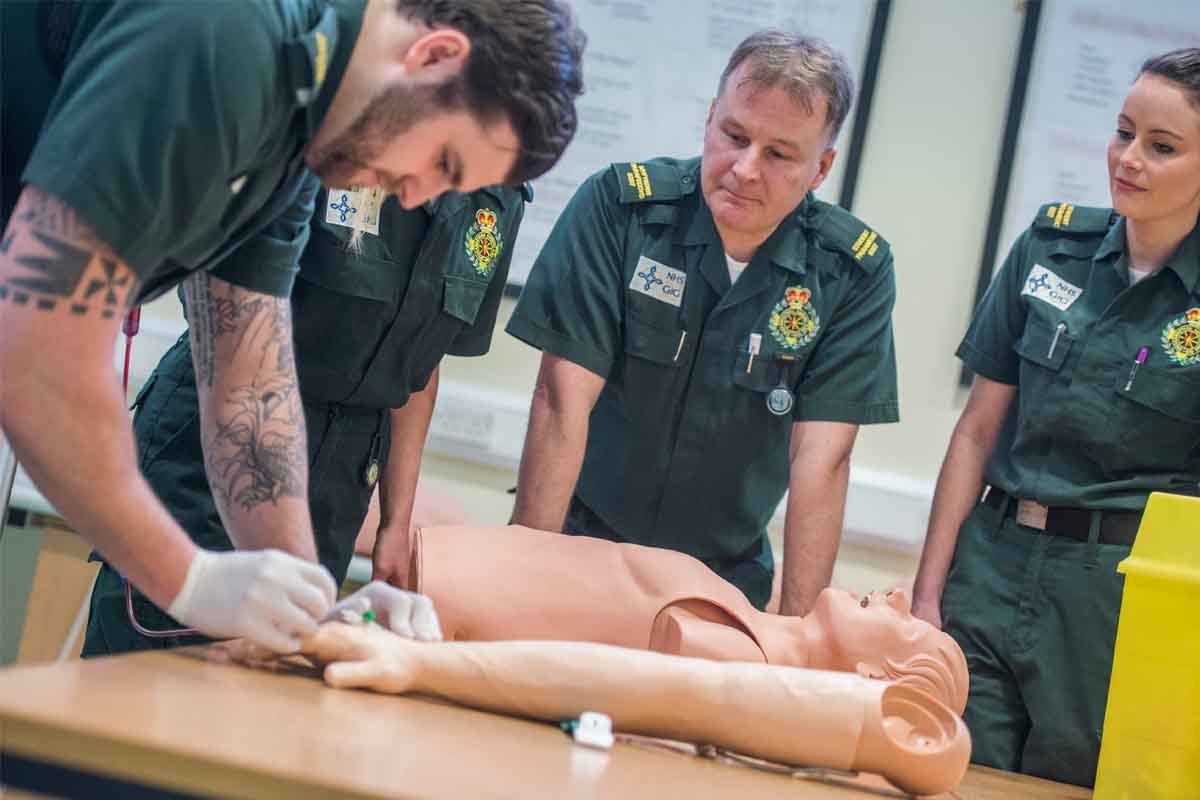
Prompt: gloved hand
<box><xmin>168</xmin><ymin>548</ymin><xmax>337</xmax><ymax>653</ymax></box>
<box><xmin>325</xmin><ymin>580</ymin><xmax>442</xmax><ymax>642</ymax></box>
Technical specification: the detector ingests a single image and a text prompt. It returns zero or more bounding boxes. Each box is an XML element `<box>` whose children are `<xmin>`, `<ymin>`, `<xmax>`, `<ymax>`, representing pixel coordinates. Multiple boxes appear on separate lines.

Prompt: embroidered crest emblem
<box><xmin>1161</xmin><ymin>307</ymin><xmax>1200</xmax><ymax>366</ymax></box>
<box><xmin>769</xmin><ymin>286</ymin><xmax>819</xmax><ymax>350</ymax></box>
<box><xmin>465</xmin><ymin>208</ymin><xmax>503</xmax><ymax>277</ymax></box>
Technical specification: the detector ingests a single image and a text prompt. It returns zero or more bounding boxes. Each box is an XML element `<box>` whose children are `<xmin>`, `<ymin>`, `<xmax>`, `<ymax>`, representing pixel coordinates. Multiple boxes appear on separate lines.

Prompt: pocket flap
<box><xmin>442</xmin><ymin>275</ymin><xmax>489</xmax><ymax>325</ymax></box>
<box><xmin>1013</xmin><ymin>317</ymin><xmax>1072</xmax><ymax>371</ymax></box>
<box><xmin>298</xmin><ymin>237</ymin><xmax>396</xmax><ymax>302</ymax></box>
<box><xmin>1116</xmin><ymin>364</ymin><xmax>1200</xmax><ymax>421</ymax></box>
<box><xmin>625</xmin><ymin>316</ymin><xmax>684</xmax><ymax>366</ymax></box>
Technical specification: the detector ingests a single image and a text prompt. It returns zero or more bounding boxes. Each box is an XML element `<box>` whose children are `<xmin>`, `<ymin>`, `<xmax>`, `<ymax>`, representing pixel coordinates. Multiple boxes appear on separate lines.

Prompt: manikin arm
<box><xmin>300</xmin><ymin>624</ymin><xmax>971</xmax><ymax>796</ymax></box>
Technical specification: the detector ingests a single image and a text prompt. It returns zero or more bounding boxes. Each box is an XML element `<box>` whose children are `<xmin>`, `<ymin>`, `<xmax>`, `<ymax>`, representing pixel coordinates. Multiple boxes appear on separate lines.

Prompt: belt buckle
<box><xmin>1015</xmin><ymin>499</ymin><xmax>1049</xmax><ymax>531</ymax></box>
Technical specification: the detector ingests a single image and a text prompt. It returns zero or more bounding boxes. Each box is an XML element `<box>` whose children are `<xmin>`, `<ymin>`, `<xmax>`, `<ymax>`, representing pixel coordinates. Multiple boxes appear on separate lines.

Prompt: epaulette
<box><xmin>611</xmin><ymin>161</ymin><xmax>695</xmax><ymax>204</ymax></box>
<box><xmin>809</xmin><ymin>201</ymin><xmax>891</xmax><ymax>273</ymax></box>
<box><xmin>1032</xmin><ymin>202</ymin><xmax>1113</xmax><ymax>234</ymax></box>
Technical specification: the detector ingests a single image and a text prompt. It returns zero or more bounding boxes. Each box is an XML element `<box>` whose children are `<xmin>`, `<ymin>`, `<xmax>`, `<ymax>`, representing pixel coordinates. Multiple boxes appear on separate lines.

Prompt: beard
<box><xmin>306</xmin><ymin>81</ymin><xmax>453</xmax><ymax>186</ymax></box>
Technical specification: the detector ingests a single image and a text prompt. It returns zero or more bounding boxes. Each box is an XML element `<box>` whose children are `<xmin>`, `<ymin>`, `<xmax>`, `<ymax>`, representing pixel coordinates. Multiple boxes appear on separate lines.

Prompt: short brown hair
<box><xmin>395</xmin><ymin>0</ymin><xmax>586</xmax><ymax>184</ymax></box>
<box><xmin>718</xmin><ymin>30</ymin><xmax>855</xmax><ymax>142</ymax></box>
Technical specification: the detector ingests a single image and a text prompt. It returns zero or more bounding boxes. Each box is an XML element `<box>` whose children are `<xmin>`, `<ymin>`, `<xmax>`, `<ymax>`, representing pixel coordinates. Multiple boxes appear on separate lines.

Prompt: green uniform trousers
<box><xmin>941</xmin><ymin>501</ymin><xmax>1129</xmax><ymax>788</ymax></box>
<box><xmin>564</xmin><ymin>495</ymin><xmax>774</xmax><ymax>610</ymax></box>
<box><xmin>82</xmin><ymin>336</ymin><xmax>387</xmax><ymax>657</ymax></box>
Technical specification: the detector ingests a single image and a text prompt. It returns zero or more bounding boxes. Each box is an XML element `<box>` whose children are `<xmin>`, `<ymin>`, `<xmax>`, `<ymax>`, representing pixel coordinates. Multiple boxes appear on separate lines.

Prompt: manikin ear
<box><xmin>400</xmin><ymin>28</ymin><xmax>470</xmax><ymax>83</ymax></box>
<box><xmin>806</xmin><ymin>146</ymin><xmax>837</xmax><ymax>193</ymax></box>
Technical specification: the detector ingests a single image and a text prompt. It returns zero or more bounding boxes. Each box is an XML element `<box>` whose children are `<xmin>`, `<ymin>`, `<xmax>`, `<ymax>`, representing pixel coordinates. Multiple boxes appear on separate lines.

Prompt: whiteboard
<box><xmin>507</xmin><ymin>0</ymin><xmax>881</xmax><ymax>286</ymax></box>
<box><xmin>994</xmin><ymin>0</ymin><xmax>1200</xmax><ymax>274</ymax></box>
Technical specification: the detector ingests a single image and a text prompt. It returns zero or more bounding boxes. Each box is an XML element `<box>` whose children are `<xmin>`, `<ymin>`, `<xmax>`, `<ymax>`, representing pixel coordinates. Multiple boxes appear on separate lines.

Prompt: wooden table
<box><xmin>0</xmin><ymin>649</ymin><xmax>1091</xmax><ymax>799</ymax></box>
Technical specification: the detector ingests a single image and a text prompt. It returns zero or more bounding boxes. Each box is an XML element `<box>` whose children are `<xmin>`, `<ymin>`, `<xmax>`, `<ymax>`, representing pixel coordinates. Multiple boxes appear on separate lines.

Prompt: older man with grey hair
<box><xmin>506</xmin><ymin>30</ymin><xmax>899</xmax><ymax>613</ymax></box>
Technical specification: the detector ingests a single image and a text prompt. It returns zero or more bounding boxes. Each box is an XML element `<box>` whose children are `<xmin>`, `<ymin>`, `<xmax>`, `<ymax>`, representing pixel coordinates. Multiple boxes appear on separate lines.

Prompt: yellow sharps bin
<box><xmin>1094</xmin><ymin>492</ymin><xmax>1200</xmax><ymax>798</ymax></box>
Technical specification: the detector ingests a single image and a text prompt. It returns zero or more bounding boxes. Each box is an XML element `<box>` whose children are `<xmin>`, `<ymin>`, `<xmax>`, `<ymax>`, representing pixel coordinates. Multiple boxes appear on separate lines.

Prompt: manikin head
<box><xmin>1108</xmin><ymin>49</ymin><xmax>1200</xmax><ymax>229</ymax></box>
<box><xmin>700</xmin><ymin>30</ymin><xmax>853</xmax><ymax>260</ymax></box>
<box><xmin>805</xmin><ymin>587</ymin><xmax>969</xmax><ymax>714</ymax></box>
<box><xmin>307</xmin><ymin>0</ymin><xmax>585</xmax><ymax>208</ymax></box>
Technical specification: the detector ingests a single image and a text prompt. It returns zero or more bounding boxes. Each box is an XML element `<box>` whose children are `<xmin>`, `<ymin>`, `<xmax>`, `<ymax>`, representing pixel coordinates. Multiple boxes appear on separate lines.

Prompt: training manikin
<box><xmin>277</xmin><ymin>621</ymin><xmax>973</xmax><ymax>796</ymax></box>
<box><xmin>406</xmin><ymin>525</ymin><xmax>968</xmax><ymax>714</ymax></box>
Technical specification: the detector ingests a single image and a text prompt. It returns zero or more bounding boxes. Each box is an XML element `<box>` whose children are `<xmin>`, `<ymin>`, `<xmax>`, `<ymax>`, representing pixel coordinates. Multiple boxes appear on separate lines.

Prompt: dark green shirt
<box><xmin>960</xmin><ymin>202</ymin><xmax>1200</xmax><ymax>510</ymax></box>
<box><xmin>292</xmin><ymin>185</ymin><xmax>526</xmax><ymax>408</ymax></box>
<box><xmin>508</xmin><ymin>157</ymin><xmax>899</xmax><ymax>560</ymax></box>
<box><xmin>4</xmin><ymin>0</ymin><xmax>363</xmax><ymax>303</ymax></box>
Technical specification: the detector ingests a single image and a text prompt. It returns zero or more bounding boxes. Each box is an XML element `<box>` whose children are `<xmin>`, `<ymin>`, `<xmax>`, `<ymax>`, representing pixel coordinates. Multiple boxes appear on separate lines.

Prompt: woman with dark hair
<box><xmin>912</xmin><ymin>48</ymin><xmax>1200</xmax><ymax>787</ymax></box>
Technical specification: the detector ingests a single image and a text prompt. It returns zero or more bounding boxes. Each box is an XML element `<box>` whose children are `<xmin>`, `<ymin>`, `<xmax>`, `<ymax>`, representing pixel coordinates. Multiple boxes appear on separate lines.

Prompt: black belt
<box><xmin>983</xmin><ymin>488</ymin><xmax>1140</xmax><ymax>547</ymax></box>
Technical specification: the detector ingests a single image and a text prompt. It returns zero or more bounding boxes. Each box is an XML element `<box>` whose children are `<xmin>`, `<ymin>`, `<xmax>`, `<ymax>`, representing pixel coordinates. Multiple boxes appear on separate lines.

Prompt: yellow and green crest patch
<box><xmin>769</xmin><ymin>285</ymin><xmax>819</xmax><ymax>350</ymax></box>
<box><xmin>1161</xmin><ymin>307</ymin><xmax>1200</xmax><ymax>366</ymax></box>
<box><xmin>465</xmin><ymin>208</ymin><xmax>503</xmax><ymax>277</ymax></box>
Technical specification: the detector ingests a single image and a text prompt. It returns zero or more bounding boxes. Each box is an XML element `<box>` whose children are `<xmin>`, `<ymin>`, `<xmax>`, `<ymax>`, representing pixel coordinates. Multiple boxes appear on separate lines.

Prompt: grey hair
<box><xmin>717</xmin><ymin>30</ymin><xmax>855</xmax><ymax>142</ymax></box>
<box><xmin>1139</xmin><ymin>48</ymin><xmax>1200</xmax><ymax>111</ymax></box>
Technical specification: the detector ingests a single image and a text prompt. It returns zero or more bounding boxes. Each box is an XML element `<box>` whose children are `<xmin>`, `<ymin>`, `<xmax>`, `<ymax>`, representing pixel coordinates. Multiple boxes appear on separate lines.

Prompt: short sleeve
<box><xmin>794</xmin><ymin>254</ymin><xmax>900</xmax><ymax>424</ymax></box>
<box><xmin>505</xmin><ymin>169</ymin><xmax>630</xmax><ymax>379</ymax></box>
<box><xmin>956</xmin><ymin>229</ymin><xmax>1034</xmax><ymax>385</ymax></box>
<box><xmin>21</xmin><ymin>3</ymin><xmax>284</xmax><ymax>282</ymax></box>
<box><xmin>449</xmin><ymin>202</ymin><xmax>525</xmax><ymax>357</ymax></box>
<box><xmin>210</xmin><ymin>172</ymin><xmax>319</xmax><ymax>298</ymax></box>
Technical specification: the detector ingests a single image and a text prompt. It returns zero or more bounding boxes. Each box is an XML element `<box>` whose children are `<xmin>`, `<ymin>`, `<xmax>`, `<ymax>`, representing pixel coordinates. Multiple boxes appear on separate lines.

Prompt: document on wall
<box><xmin>995</xmin><ymin>0</ymin><xmax>1200</xmax><ymax>273</ymax></box>
<box><xmin>507</xmin><ymin>0</ymin><xmax>877</xmax><ymax>286</ymax></box>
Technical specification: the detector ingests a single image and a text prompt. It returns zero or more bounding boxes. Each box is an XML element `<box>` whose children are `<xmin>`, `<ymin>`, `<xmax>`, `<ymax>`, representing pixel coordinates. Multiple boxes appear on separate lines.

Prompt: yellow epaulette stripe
<box><xmin>852</xmin><ymin>229</ymin><xmax>879</xmax><ymax>261</ymax></box>
<box><xmin>625</xmin><ymin>163</ymin><xmax>652</xmax><ymax>199</ymax></box>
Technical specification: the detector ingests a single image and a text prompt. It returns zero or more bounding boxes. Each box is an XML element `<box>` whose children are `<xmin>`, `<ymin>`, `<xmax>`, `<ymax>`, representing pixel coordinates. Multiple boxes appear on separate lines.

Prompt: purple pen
<box><xmin>1124</xmin><ymin>346</ymin><xmax>1150</xmax><ymax>392</ymax></box>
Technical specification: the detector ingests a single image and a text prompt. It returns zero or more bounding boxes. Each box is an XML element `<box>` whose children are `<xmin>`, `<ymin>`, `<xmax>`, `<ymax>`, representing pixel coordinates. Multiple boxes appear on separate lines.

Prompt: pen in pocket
<box><xmin>1124</xmin><ymin>346</ymin><xmax>1150</xmax><ymax>392</ymax></box>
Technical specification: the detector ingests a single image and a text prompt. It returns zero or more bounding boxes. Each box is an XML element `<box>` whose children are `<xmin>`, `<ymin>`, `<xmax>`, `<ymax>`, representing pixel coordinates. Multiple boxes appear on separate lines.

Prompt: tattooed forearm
<box><xmin>0</xmin><ymin>186</ymin><xmax>140</xmax><ymax>317</ymax></box>
<box><xmin>184</xmin><ymin>275</ymin><xmax>296</xmax><ymax>386</ymax></box>
<box><xmin>205</xmin><ymin>377</ymin><xmax>306</xmax><ymax>511</ymax></box>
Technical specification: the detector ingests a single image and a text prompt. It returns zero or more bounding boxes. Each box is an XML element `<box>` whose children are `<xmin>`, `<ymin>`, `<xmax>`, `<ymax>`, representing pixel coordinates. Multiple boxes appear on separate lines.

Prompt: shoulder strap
<box><xmin>1032</xmin><ymin>202</ymin><xmax>1113</xmax><ymax>234</ymax></box>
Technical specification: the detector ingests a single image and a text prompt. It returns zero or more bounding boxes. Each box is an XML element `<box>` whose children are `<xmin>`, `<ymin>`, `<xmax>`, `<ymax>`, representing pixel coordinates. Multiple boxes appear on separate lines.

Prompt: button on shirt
<box><xmin>508</xmin><ymin>157</ymin><xmax>899</xmax><ymax>560</ymax></box>
<box><xmin>959</xmin><ymin>205</ymin><xmax>1200</xmax><ymax>510</ymax></box>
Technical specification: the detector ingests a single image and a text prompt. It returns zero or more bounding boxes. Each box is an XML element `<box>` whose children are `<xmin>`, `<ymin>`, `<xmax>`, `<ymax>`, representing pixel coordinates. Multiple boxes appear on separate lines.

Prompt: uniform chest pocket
<box><xmin>1111</xmin><ymin>364</ymin><xmax>1200</xmax><ymax>473</ymax></box>
<box><xmin>441</xmin><ymin>275</ymin><xmax>489</xmax><ymax>325</ymax></box>
<box><xmin>1014</xmin><ymin>317</ymin><xmax>1074</xmax><ymax>371</ymax></box>
<box><xmin>624</xmin><ymin>311</ymin><xmax>686</xmax><ymax>366</ymax></box>
<box><xmin>731</xmin><ymin>348</ymin><xmax>780</xmax><ymax>393</ymax></box>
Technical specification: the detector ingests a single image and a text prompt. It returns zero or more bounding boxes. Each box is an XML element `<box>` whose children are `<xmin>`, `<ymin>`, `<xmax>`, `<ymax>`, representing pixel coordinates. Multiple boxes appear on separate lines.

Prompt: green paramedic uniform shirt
<box><xmin>292</xmin><ymin>184</ymin><xmax>527</xmax><ymax>407</ymax></box>
<box><xmin>2</xmin><ymin>0</ymin><xmax>364</xmax><ymax>304</ymax></box>
<box><xmin>507</xmin><ymin>157</ymin><xmax>899</xmax><ymax>562</ymax></box>
<box><xmin>959</xmin><ymin>202</ymin><xmax>1200</xmax><ymax>510</ymax></box>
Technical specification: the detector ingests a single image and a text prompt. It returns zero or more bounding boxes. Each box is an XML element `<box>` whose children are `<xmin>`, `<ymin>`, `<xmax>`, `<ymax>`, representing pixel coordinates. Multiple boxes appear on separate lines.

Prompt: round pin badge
<box><xmin>766</xmin><ymin>386</ymin><xmax>794</xmax><ymax>416</ymax></box>
<box><xmin>365</xmin><ymin>460</ymin><xmax>380</xmax><ymax>488</ymax></box>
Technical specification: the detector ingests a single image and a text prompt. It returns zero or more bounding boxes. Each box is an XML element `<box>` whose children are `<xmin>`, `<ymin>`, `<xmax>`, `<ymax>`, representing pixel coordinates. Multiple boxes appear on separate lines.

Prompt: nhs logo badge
<box><xmin>1022</xmin><ymin>264</ymin><xmax>1082</xmax><ymax>311</ymax></box>
<box><xmin>629</xmin><ymin>257</ymin><xmax>686</xmax><ymax>307</ymax></box>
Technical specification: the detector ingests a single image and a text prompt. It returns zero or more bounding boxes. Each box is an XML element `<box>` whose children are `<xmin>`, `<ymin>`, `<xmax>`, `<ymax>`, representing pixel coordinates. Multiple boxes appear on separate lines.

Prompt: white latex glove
<box><xmin>325</xmin><ymin>580</ymin><xmax>442</xmax><ymax>642</ymax></box>
<box><xmin>168</xmin><ymin>548</ymin><xmax>337</xmax><ymax>653</ymax></box>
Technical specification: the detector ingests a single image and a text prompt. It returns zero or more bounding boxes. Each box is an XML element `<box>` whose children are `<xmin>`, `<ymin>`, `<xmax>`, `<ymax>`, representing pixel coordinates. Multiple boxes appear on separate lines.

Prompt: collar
<box><xmin>681</xmin><ymin>190</ymin><xmax>810</xmax><ymax>274</ymax></box>
<box><xmin>1164</xmin><ymin>220</ymin><xmax>1200</xmax><ymax>295</ymax></box>
<box><xmin>294</xmin><ymin>0</ymin><xmax>366</xmax><ymax>140</ymax></box>
<box><xmin>1100</xmin><ymin>216</ymin><xmax>1200</xmax><ymax>294</ymax></box>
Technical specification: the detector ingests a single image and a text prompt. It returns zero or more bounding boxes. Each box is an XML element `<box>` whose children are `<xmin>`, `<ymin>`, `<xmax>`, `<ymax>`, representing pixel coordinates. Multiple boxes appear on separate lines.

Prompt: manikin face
<box><xmin>807</xmin><ymin>586</ymin><xmax>968</xmax><ymax>713</ymax></box>
<box><xmin>307</xmin><ymin>86</ymin><xmax>519</xmax><ymax>209</ymax></box>
<box><xmin>700</xmin><ymin>60</ymin><xmax>836</xmax><ymax>256</ymax></box>
<box><xmin>1107</xmin><ymin>74</ymin><xmax>1200</xmax><ymax>226</ymax></box>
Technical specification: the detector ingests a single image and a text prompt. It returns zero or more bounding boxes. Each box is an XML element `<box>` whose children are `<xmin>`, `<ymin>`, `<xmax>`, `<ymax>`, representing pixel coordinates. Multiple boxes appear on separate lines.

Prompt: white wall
<box><xmin>137</xmin><ymin>0</ymin><xmax>1030</xmax><ymax>596</ymax></box>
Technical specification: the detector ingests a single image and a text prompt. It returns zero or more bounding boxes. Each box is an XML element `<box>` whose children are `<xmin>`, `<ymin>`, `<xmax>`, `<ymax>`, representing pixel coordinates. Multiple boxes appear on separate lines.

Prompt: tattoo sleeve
<box><xmin>0</xmin><ymin>187</ymin><xmax>140</xmax><ymax>317</ymax></box>
<box><xmin>184</xmin><ymin>273</ymin><xmax>306</xmax><ymax>513</ymax></box>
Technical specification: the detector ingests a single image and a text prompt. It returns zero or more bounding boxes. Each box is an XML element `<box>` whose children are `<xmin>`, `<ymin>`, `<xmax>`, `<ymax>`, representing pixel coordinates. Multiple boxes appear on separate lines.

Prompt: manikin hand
<box><xmin>168</xmin><ymin>548</ymin><xmax>337</xmax><ymax>653</ymax></box>
<box><xmin>371</xmin><ymin>523</ymin><xmax>411</xmax><ymax>588</ymax></box>
<box><xmin>302</xmin><ymin>621</ymin><xmax>420</xmax><ymax>693</ymax></box>
<box><xmin>325</xmin><ymin>581</ymin><xmax>442</xmax><ymax>642</ymax></box>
